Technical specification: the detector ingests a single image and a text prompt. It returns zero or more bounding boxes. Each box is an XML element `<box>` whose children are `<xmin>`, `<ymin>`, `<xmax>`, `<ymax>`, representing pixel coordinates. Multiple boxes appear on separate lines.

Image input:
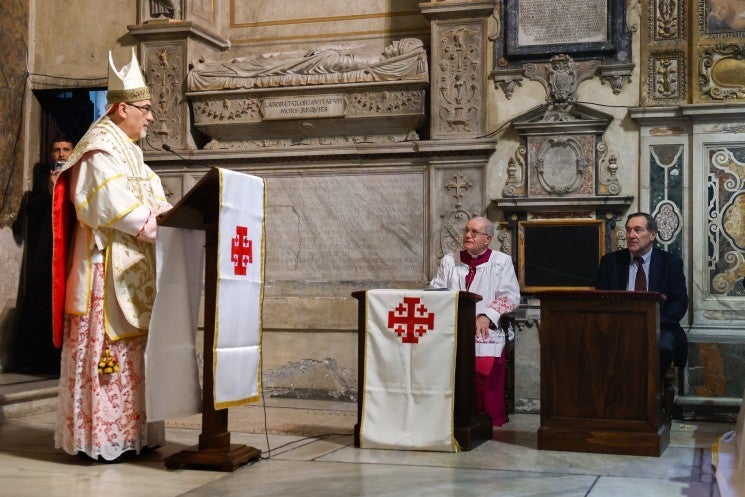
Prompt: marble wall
<box><xmin>3</xmin><ymin>0</ymin><xmax>743</xmax><ymax>414</ymax></box>
<box><xmin>0</xmin><ymin>0</ymin><xmax>28</xmax><ymax>370</ymax></box>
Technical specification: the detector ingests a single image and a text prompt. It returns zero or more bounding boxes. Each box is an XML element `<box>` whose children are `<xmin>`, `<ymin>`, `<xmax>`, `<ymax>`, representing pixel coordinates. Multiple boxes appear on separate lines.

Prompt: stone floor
<box><xmin>0</xmin><ymin>373</ymin><xmax>730</xmax><ymax>497</ymax></box>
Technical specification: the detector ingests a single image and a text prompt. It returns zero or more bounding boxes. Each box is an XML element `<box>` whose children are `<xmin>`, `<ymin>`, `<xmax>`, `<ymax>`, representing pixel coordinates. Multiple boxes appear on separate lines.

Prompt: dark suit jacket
<box><xmin>595</xmin><ymin>247</ymin><xmax>689</xmax><ymax>365</ymax></box>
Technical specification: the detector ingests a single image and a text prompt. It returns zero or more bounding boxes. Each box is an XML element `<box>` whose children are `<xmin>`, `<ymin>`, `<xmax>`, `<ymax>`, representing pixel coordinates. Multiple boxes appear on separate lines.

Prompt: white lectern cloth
<box><xmin>145</xmin><ymin>227</ymin><xmax>204</xmax><ymax>421</ymax></box>
<box><xmin>214</xmin><ymin>169</ymin><xmax>264</xmax><ymax>408</ymax></box>
<box><xmin>359</xmin><ymin>289</ymin><xmax>459</xmax><ymax>452</ymax></box>
<box><xmin>146</xmin><ymin>168</ymin><xmax>264</xmax><ymax>420</ymax></box>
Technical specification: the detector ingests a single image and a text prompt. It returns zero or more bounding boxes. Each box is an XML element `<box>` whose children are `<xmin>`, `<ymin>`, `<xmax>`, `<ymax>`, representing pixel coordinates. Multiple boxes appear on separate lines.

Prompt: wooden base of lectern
<box><xmin>538</xmin><ymin>424</ymin><xmax>669</xmax><ymax>457</ymax></box>
<box><xmin>164</xmin><ymin>444</ymin><xmax>261</xmax><ymax>471</ymax></box>
<box><xmin>454</xmin><ymin>413</ymin><xmax>493</xmax><ymax>451</ymax></box>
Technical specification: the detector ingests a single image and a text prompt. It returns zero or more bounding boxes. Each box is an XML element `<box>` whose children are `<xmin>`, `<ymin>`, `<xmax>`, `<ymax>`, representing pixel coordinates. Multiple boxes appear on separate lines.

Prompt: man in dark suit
<box><xmin>595</xmin><ymin>212</ymin><xmax>689</xmax><ymax>372</ymax></box>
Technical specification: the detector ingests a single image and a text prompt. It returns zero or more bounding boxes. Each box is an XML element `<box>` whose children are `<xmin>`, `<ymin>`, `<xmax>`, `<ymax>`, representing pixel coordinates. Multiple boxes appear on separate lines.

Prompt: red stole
<box><xmin>460</xmin><ymin>248</ymin><xmax>491</xmax><ymax>291</ymax></box>
<box><xmin>51</xmin><ymin>170</ymin><xmax>75</xmax><ymax>348</ymax></box>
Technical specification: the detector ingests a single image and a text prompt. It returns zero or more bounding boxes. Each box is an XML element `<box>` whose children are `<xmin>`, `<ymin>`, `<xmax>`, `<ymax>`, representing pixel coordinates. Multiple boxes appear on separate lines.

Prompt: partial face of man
<box><xmin>118</xmin><ymin>100</ymin><xmax>154</xmax><ymax>141</ymax></box>
<box><xmin>462</xmin><ymin>219</ymin><xmax>492</xmax><ymax>256</ymax></box>
<box><xmin>625</xmin><ymin>215</ymin><xmax>656</xmax><ymax>257</ymax></box>
<box><xmin>50</xmin><ymin>141</ymin><xmax>73</xmax><ymax>163</ymax></box>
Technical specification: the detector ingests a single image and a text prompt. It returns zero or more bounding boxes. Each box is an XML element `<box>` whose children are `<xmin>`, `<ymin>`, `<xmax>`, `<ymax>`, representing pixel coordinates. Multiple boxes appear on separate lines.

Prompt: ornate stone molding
<box><xmin>523</xmin><ymin>55</ymin><xmax>600</xmax><ymax>104</ymax></box>
<box><xmin>534</xmin><ymin>137</ymin><xmax>587</xmax><ymax>195</ymax></box>
<box><xmin>187</xmin><ymin>82</ymin><xmax>427</xmax><ymax>150</ymax></box>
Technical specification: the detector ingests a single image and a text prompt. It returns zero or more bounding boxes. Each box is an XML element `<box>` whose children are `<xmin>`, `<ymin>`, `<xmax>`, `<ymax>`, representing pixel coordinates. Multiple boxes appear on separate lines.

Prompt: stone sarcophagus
<box><xmin>185</xmin><ymin>39</ymin><xmax>429</xmax><ymax>149</ymax></box>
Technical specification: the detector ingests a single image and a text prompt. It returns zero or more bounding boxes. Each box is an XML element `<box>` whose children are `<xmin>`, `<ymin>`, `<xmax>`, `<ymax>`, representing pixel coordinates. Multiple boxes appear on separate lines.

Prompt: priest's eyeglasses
<box><xmin>126</xmin><ymin>102</ymin><xmax>153</xmax><ymax>116</ymax></box>
<box><xmin>463</xmin><ymin>228</ymin><xmax>489</xmax><ymax>237</ymax></box>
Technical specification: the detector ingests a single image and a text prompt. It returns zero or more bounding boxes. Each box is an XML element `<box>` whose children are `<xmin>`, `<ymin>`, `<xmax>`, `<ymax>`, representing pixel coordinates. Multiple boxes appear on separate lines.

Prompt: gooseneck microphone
<box><xmin>161</xmin><ymin>143</ymin><xmax>192</xmax><ymax>163</ymax></box>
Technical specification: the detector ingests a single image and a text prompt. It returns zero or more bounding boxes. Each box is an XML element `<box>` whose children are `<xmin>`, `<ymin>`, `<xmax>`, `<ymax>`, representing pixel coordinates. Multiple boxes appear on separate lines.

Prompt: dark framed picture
<box><xmin>518</xmin><ymin>219</ymin><xmax>605</xmax><ymax>292</ymax></box>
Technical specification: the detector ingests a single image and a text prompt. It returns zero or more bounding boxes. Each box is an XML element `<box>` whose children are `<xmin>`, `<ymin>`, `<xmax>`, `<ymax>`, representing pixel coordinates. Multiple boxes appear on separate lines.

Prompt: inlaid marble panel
<box><xmin>707</xmin><ymin>146</ymin><xmax>745</xmax><ymax>297</ymax></box>
<box><xmin>649</xmin><ymin>143</ymin><xmax>685</xmax><ymax>256</ymax></box>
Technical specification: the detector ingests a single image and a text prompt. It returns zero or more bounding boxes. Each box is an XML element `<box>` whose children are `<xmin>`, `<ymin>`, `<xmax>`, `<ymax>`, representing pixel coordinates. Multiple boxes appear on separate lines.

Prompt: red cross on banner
<box><xmin>387</xmin><ymin>296</ymin><xmax>435</xmax><ymax>344</ymax></box>
<box><xmin>231</xmin><ymin>225</ymin><xmax>253</xmax><ymax>275</ymax></box>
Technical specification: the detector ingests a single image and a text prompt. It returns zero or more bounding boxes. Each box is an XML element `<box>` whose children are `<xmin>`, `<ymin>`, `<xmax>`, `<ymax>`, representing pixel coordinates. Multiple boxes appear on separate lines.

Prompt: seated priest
<box><xmin>429</xmin><ymin>216</ymin><xmax>521</xmax><ymax>427</ymax></box>
<box><xmin>595</xmin><ymin>212</ymin><xmax>689</xmax><ymax>374</ymax></box>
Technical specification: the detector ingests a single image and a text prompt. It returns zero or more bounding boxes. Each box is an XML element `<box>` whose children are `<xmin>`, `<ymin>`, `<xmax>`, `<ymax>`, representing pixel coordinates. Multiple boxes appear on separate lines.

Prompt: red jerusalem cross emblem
<box><xmin>231</xmin><ymin>225</ymin><xmax>253</xmax><ymax>275</ymax></box>
<box><xmin>387</xmin><ymin>296</ymin><xmax>435</xmax><ymax>344</ymax></box>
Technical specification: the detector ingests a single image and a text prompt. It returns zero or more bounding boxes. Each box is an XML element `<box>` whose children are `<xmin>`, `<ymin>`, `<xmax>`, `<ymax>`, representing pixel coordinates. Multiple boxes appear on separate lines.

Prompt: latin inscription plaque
<box><xmin>265</xmin><ymin>172</ymin><xmax>424</xmax><ymax>281</ymax></box>
<box><xmin>262</xmin><ymin>95</ymin><xmax>346</xmax><ymax>120</ymax></box>
<box><xmin>517</xmin><ymin>0</ymin><xmax>607</xmax><ymax>47</ymax></box>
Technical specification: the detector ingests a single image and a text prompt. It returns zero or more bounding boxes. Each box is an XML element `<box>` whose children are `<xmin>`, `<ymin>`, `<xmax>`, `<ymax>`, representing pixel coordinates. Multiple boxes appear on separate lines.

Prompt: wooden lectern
<box><xmin>157</xmin><ymin>168</ymin><xmax>261</xmax><ymax>471</ymax></box>
<box><xmin>351</xmin><ymin>290</ymin><xmax>492</xmax><ymax>451</ymax></box>
<box><xmin>536</xmin><ymin>290</ymin><xmax>669</xmax><ymax>457</ymax></box>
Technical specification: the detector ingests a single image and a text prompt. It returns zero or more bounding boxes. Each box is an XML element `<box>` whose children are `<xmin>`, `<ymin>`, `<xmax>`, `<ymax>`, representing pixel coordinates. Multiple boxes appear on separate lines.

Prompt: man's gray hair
<box><xmin>471</xmin><ymin>216</ymin><xmax>495</xmax><ymax>237</ymax></box>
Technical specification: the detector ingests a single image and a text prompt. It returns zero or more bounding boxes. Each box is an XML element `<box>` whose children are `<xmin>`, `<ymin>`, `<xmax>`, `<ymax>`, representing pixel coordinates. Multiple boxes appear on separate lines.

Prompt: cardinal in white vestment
<box><xmin>51</xmin><ymin>49</ymin><xmax>172</xmax><ymax>462</ymax></box>
<box><xmin>429</xmin><ymin>216</ymin><xmax>520</xmax><ymax>427</ymax></box>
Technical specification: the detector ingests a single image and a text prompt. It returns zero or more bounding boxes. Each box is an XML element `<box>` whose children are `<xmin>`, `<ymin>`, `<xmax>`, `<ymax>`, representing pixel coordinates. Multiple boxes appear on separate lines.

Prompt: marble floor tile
<box><xmin>0</xmin><ymin>396</ymin><xmax>725</xmax><ymax>497</ymax></box>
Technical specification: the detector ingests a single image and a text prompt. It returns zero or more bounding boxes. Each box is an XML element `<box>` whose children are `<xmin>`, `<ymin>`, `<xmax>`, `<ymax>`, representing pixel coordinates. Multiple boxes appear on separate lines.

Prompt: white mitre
<box><xmin>107</xmin><ymin>47</ymin><xmax>150</xmax><ymax>104</ymax></box>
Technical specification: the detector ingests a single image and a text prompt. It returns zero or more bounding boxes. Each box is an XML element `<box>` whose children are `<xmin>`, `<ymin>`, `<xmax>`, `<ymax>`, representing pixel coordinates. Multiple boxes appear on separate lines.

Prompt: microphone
<box><xmin>161</xmin><ymin>143</ymin><xmax>192</xmax><ymax>163</ymax></box>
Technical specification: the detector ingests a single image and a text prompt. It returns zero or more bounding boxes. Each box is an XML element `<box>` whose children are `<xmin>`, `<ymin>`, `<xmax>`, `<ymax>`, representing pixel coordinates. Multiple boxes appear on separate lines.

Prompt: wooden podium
<box><xmin>157</xmin><ymin>168</ymin><xmax>262</xmax><ymax>471</ymax></box>
<box><xmin>536</xmin><ymin>290</ymin><xmax>669</xmax><ymax>457</ymax></box>
<box><xmin>351</xmin><ymin>290</ymin><xmax>492</xmax><ymax>451</ymax></box>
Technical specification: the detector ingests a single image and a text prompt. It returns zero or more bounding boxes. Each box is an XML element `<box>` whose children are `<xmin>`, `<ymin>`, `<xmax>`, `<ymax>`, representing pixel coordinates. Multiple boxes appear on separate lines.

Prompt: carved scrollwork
<box><xmin>700</xmin><ymin>44</ymin><xmax>745</xmax><ymax>100</ymax></box>
<box><xmin>597</xmin><ymin>141</ymin><xmax>621</xmax><ymax>195</ymax></box>
<box><xmin>503</xmin><ymin>145</ymin><xmax>526</xmax><ymax>197</ymax></box>
<box><xmin>192</xmin><ymin>98</ymin><xmax>261</xmax><ymax>121</ymax></box>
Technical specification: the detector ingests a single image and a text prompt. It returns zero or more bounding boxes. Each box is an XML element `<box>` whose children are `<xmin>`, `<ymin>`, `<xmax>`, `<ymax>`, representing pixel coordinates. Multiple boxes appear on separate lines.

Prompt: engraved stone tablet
<box><xmin>262</xmin><ymin>95</ymin><xmax>346</xmax><ymax>120</ymax></box>
<box><xmin>265</xmin><ymin>172</ymin><xmax>424</xmax><ymax>282</ymax></box>
<box><xmin>517</xmin><ymin>0</ymin><xmax>607</xmax><ymax>47</ymax></box>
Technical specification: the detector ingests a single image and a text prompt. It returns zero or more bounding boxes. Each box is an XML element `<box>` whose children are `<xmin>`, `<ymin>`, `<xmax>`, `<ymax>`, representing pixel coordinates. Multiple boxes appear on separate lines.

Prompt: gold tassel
<box><xmin>98</xmin><ymin>341</ymin><xmax>120</xmax><ymax>375</ymax></box>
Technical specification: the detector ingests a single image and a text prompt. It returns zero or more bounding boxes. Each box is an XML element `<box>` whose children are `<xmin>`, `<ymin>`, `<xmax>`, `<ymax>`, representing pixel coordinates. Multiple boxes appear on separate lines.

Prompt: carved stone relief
<box><xmin>437</xmin><ymin>170</ymin><xmax>478</xmax><ymax>258</ymax></box>
<box><xmin>651</xmin><ymin>0</ymin><xmax>685</xmax><ymax>40</ymax></box>
<box><xmin>142</xmin><ymin>0</ymin><xmax>181</xmax><ymax>21</ymax></box>
<box><xmin>641</xmin><ymin>0</ymin><xmax>688</xmax><ymax>105</ymax></box>
<box><xmin>432</xmin><ymin>23</ymin><xmax>485</xmax><ymax>138</ymax></box>
<box><xmin>649</xmin><ymin>51</ymin><xmax>687</xmax><ymax>101</ymax></box>
<box><xmin>143</xmin><ymin>43</ymin><xmax>185</xmax><ymax>151</ymax></box>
